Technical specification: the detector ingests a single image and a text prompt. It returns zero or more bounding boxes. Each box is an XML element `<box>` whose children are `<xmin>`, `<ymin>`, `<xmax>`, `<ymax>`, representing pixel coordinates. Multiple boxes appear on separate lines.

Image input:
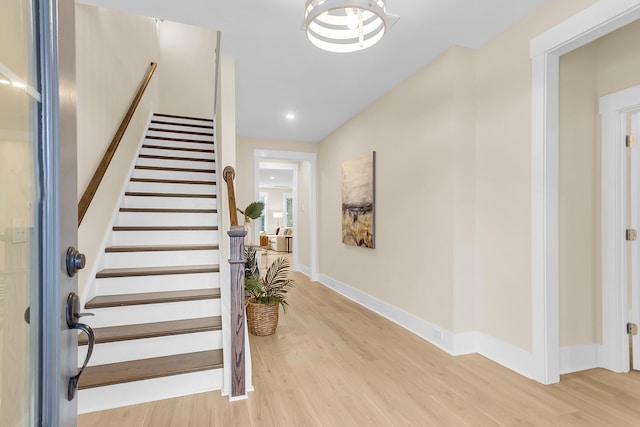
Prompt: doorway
<box><xmin>253</xmin><ymin>150</ymin><xmax>318</xmax><ymax>281</ymax></box>
<box><xmin>600</xmin><ymin>87</ymin><xmax>640</xmax><ymax>373</ymax></box>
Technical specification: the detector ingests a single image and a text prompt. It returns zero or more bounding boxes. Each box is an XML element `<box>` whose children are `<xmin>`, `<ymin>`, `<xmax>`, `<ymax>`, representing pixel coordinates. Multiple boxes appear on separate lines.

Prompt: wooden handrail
<box><xmin>223</xmin><ymin>165</ymin><xmax>247</xmax><ymax>398</ymax></box>
<box><xmin>223</xmin><ymin>166</ymin><xmax>239</xmax><ymax>226</ymax></box>
<box><xmin>77</xmin><ymin>62</ymin><xmax>158</xmax><ymax>226</ymax></box>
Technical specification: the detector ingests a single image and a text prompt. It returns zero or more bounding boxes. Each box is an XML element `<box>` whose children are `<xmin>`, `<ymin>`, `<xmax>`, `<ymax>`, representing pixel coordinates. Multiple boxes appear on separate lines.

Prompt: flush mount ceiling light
<box><xmin>304</xmin><ymin>0</ymin><xmax>387</xmax><ymax>53</ymax></box>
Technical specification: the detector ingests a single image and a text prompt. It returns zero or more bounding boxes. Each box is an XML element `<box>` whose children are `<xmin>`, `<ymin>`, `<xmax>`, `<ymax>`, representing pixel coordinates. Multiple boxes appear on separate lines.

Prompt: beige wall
<box><xmin>158</xmin><ymin>21</ymin><xmax>217</xmax><ymax>118</ymax></box>
<box><xmin>75</xmin><ymin>5</ymin><xmax>160</xmax><ymax>297</ymax></box>
<box><xmin>558</xmin><ymin>18</ymin><xmax>640</xmax><ymax>347</ymax></box>
<box><xmin>318</xmin><ymin>47</ymin><xmax>476</xmax><ymax>333</ymax></box>
<box><xmin>472</xmin><ymin>0</ymin><xmax>598</xmax><ymax>351</ymax></box>
<box><xmin>316</xmin><ymin>0</ymin><xmax>599</xmax><ymax>351</ymax></box>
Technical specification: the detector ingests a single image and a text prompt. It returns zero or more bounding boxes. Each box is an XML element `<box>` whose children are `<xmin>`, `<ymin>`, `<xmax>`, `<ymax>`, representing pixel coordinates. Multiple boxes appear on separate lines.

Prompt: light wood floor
<box><xmin>80</xmin><ymin>268</ymin><xmax>640</xmax><ymax>426</ymax></box>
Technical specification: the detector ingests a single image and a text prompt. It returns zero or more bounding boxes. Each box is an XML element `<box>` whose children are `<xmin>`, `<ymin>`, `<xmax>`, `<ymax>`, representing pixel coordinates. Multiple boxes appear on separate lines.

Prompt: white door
<box><xmin>1</xmin><ymin>0</ymin><xmax>81</xmax><ymax>425</ymax></box>
<box><xmin>630</xmin><ymin>111</ymin><xmax>640</xmax><ymax>371</ymax></box>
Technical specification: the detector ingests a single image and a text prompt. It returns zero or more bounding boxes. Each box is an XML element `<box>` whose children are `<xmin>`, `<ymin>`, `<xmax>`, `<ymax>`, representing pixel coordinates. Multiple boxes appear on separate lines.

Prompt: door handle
<box><xmin>66</xmin><ymin>292</ymin><xmax>95</xmax><ymax>401</ymax></box>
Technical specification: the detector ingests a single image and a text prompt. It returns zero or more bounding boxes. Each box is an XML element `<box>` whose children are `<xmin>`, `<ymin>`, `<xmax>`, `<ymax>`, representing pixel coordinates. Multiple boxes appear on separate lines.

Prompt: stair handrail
<box><xmin>222</xmin><ymin>166</ymin><xmax>247</xmax><ymax>398</ymax></box>
<box><xmin>77</xmin><ymin>62</ymin><xmax>158</xmax><ymax>226</ymax></box>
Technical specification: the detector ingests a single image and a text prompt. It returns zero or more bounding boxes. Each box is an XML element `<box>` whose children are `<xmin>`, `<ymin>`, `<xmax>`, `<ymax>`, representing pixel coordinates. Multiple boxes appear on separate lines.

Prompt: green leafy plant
<box><xmin>238</xmin><ymin>201</ymin><xmax>264</xmax><ymax>224</ymax></box>
<box><xmin>244</xmin><ymin>246</ymin><xmax>260</xmax><ymax>283</ymax></box>
<box><xmin>245</xmin><ymin>256</ymin><xmax>295</xmax><ymax>310</ymax></box>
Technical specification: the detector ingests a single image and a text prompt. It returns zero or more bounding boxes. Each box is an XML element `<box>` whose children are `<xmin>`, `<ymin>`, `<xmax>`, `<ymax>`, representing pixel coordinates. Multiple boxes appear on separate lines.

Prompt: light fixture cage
<box><xmin>305</xmin><ymin>0</ymin><xmax>387</xmax><ymax>53</ymax></box>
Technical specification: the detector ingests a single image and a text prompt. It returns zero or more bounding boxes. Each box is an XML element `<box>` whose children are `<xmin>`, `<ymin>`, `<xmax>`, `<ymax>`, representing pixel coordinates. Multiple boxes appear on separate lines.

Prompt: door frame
<box><xmin>599</xmin><ymin>85</ymin><xmax>640</xmax><ymax>373</ymax></box>
<box><xmin>253</xmin><ymin>150</ymin><xmax>318</xmax><ymax>281</ymax></box>
<box><xmin>530</xmin><ymin>0</ymin><xmax>640</xmax><ymax>384</ymax></box>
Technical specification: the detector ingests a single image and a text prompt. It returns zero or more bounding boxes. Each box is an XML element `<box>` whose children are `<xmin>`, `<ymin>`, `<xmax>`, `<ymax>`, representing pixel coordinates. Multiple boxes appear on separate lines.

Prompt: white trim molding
<box><xmin>598</xmin><ymin>86</ymin><xmax>640</xmax><ymax>372</ymax></box>
<box><xmin>560</xmin><ymin>344</ymin><xmax>601</xmax><ymax>375</ymax></box>
<box><xmin>318</xmin><ymin>273</ymin><xmax>536</xmax><ymax>380</ymax></box>
<box><xmin>529</xmin><ymin>0</ymin><xmax>640</xmax><ymax>385</ymax></box>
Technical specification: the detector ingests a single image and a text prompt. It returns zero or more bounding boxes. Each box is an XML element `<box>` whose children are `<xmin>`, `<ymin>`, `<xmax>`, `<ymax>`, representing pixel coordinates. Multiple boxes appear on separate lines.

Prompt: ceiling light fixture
<box><xmin>286</xmin><ymin>113</ymin><xmax>295</xmax><ymax>120</ymax></box>
<box><xmin>304</xmin><ymin>0</ymin><xmax>387</xmax><ymax>53</ymax></box>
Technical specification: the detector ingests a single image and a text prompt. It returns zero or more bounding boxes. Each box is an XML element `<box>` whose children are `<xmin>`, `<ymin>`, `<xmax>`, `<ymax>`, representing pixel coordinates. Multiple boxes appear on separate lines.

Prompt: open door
<box><xmin>630</xmin><ymin>111</ymin><xmax>640</xmax><ymax>371</ymax></box>
<box><xmin>1</xmin><ymin>0</ymin><xmax>82</xmax><ymax>425</ymax></box>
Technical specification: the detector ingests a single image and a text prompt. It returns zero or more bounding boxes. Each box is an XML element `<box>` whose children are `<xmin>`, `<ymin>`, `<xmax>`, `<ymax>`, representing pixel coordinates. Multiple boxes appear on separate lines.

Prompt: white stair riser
<box><xmin>79</xmin><ymin>330</ymin><xmax>222</xmax><ymax>366</ymax></box>
<box><xmin>128</xmin><ymin>181</ymin><xmax>215</xmax><ymax>195</ymax></box>
<box><xmin>149</xmin><ymin>121</ymin><xmax>213</xmax><ymax>133</ymax></box>
<box><xmin>140</xmin><ymin>147</ymin><xmax>214</xmax><ymax>160</ymax></box>
<box><xmin>85</xmin><ymin>300</ymin><xmax>220</xmax><ymax>328</ymax></box>
<box><xmin>153</xmin><ymin>115</ymin><xmax>214</xmax><ymax>126</ymax></box>
<box><xmin>117</xmin><ymin>211</ymin><xmax>217</xmax><ymax>226</ymax></box>
<box><xmin>104</xmin><ymin>250</ymin><xmax>219</xmax><ymax>268</ymax></box>
<box><xmin>146</xmin><ymin>130</ymin><xmax>213</xmax><ymax>142</ymax></box>
<box><xmin>95</xmin><ymin>272</ymin><xmax>219</xmax><ymax>295</ymax></box>
<box><xmin>78</xmin><ymin>368</ymin><xmax>222</xmax><ymax>414</ymax></box>
<box><xmin>137</xmin><ymin>156</ymin><xmax>215</xmax><ymax>170</ymax></box>
<box><xmin>133</xmin><ymin>168</ymin><xmax>216</xmax><ymax>182</ymax></box>
<box><xmin>143</xmin><ymin>138</ymin><xmax>214</xmax><ymax>151</ymax></box>
<box><xmin>122</xmin><ymin>195</ymin><xmax>216</xmax><ymax>209</ymax></box>
<box><xmin>111</xmin><ymin>230</ymin><xmax>219</xmax><ymax>246</ymax></box>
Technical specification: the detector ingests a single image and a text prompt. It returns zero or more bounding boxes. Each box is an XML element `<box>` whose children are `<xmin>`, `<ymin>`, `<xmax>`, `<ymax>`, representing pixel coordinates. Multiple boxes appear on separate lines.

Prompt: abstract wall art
<box><xmin>341</xmin><ymin>151</ymin><xmax>375</xmax><ymax>248</ymax></box>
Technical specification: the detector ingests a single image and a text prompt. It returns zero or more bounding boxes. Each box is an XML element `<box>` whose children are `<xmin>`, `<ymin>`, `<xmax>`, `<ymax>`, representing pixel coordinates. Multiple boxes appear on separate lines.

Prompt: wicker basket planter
<box><xmin>246</xmin><ymin>298</ymin><xmax>280</xmax><ymax>336</ymax></box>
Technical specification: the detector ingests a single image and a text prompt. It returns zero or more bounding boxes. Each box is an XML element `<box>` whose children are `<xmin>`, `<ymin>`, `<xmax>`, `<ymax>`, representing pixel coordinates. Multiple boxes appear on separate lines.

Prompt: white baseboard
<box><xmin>296</xmin><ymin>264</ymin><xmax>311</xmax><ymax>276</ymax></box>
<box><xmin>318</xmin><ymin>273</ymin><xmax>455</xmax><ymax>354</ymax></box>
<box><xmin>317</xmin><ymin>273</ymin><xmax>536</xmax><ymax>380</ymax></box>
<box><xmin>560</xmin><ymin>343</ymin><xmax>601</xmax><ymax>374</ymax></box>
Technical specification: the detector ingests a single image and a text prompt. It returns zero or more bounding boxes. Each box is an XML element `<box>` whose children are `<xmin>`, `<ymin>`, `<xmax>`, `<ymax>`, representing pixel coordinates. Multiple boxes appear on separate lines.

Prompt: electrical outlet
<box><xmin>432</xmin><ymin>329</ymin><xmax>443</xmax><ymax>341</ymax></box>
<box><xmin>12</xmin><ymin>218</ymin><xmax>26</xmax><ymax>243</ymax></box>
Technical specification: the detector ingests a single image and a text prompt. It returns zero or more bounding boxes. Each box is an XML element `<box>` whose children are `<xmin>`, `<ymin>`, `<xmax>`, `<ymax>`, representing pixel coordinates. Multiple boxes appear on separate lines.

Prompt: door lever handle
<box><xmin>65</xmin><ymin>292</ymin><xmax>96</xmax><ymax>400</ymax></box>
<box><xmin>68</xmin><ymin>322</ymin><xmax>94</xmax><ymax>401</ymax></box>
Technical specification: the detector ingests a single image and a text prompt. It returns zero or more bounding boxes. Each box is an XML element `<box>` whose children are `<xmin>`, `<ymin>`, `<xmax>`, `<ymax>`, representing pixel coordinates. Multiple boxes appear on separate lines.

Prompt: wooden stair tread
<box><xmin>124</xmin><ymin>192</ymin><xmax>216</xmax><ymax>198</ymax></box>
<box><xmin>95</xmin><ymin>264</ymin><xmax>220</xmax><ymax>279</ymax></box>
<box><xmin>106</xmin><ymin>244</ymin><xmax>219</xmax><ymax>253</ymax></box>
<box><xmin>139</xmin><ymin>154</ymin><xmax>215</xmax><ymax>163</ymax></box>
<box><xmin>153</xmin><ymin>113</ymin><xmax>213</xmax><ymax>122</ymax></box>
<box><xmin>113</xmin><ymin>225</ymin><xmax>217</xmax><ymax>232</ymax></box>
<box><xmin>79</xmin><ymin>316</ymin><xmax>222</xmax><ymax>345</ymax></box>
<box><xmin>145</xmin><ymin>135</ymin><xmax>213</xmax><ymax>145</ymax></box>
<box><xmin>85</xmin><ymin>288</ymin><xmax>221</xmax><ymax>308</ymax></box>
<box><xmin>135</xmin><ymin>165</ymin><xmax>214</xmax><ymax>173</ymax></box>
<box><xmin>142</xmin><ymin>144</ymin><xmax>214</xmax><ymax>154</ymax></box>
<box><xmin>148</xmin><ymin>127</ymin><xmax>213</xmax><ymax>137</ymax></box>
<box><xmin>119</xmin><ymin>208</ymin><xmax>217</xmax><ymax>213</ymax></box>
<box><xmin>130</xmin><ymin>177</ymin><xmax>216</xmax><ymax>185</ymax></box>
<box><xmin>78</xmin><ymin>349</ymin><xmax>223</xmax><ymax>389</ymax></box>
<box><xmin>150</xmin><ymin>120</ymin><xmax>213</xmax><ymax>129</ymax></box>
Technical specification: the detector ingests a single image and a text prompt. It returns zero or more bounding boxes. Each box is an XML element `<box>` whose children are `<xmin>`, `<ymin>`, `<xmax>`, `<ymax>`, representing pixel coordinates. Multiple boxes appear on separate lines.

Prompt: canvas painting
<box><xmin>341</xmin><ymin>151</ymin><xmax>375</xmax><ymax>248</ymax></box>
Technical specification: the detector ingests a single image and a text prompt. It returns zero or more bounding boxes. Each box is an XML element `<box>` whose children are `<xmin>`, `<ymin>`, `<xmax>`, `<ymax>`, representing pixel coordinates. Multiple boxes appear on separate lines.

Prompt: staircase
<box><xmin>78</xmin><ymin>113</ymin><xmax>223</xmax><ymax>414</ymax></box>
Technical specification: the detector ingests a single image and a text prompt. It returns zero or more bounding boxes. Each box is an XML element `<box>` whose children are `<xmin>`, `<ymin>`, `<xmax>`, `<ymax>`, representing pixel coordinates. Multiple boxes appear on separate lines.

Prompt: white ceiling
<box><xmin>78</xmin><ymin>0</ymin><xmax>550</xmax><ymax>143</ymax></box>
<box><xmin>259</xmin><ymin>168</ymin><xmax>294</xmax><ymax>189</ymax></box>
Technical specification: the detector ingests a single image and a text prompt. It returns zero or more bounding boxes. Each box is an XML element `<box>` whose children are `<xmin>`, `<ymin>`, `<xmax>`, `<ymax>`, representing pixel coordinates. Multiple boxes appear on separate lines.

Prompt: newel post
<box><xmin>223</xmin><ymin>166</ymin><xmax>246</xmax><ymax>398</ymax></box>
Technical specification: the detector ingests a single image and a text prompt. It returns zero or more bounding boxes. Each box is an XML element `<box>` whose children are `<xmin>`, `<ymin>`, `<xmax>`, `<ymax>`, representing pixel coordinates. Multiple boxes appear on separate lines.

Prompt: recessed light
<box><xmin>285</xmin><ymin>113</ymin><xmax>295</xmax><ymax>120</ymax></box>
<box><xmin>0</xmin><ymin>79</ymin><xmax>10</xmax><ymax>85</ymax></box>
<box><xmin>270</xmin><ymin>176</ymin><xmax>275</xmax><ymax>180</ymax></box>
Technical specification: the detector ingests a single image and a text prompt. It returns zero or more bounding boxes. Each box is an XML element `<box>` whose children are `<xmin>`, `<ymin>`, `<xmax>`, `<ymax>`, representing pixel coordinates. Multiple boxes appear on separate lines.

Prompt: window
<box><xmin>284</xmin><ymin>192</ymin><xmax>293</xmax><ymax>227</ymax></box>
<box><xmin>259</xmin><ymin>192</ymin><xmax>268</xmax><ymax>232</ymax></box>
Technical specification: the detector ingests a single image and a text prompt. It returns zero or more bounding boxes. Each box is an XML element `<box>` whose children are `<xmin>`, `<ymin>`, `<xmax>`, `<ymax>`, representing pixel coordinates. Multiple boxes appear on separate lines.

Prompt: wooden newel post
<box><xmin>228</xmin><ymin>226</ymin><xmax>246</xmax><ymax>398</ymax></box>
<box><xmin>223</xmin><ymin>166</ymin><xmax>246</xmax><ymax>398</ymax></box>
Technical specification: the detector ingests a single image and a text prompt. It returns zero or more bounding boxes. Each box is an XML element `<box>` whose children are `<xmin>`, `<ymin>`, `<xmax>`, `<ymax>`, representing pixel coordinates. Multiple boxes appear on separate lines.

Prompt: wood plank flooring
<box><xmin>79</xmin><ymin>268</ymin><xmax>640</xmax><ymax>426</ymax></box>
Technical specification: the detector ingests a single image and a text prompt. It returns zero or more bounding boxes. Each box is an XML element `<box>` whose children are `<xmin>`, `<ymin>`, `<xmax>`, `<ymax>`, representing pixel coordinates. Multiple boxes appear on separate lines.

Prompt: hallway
<box><xmin>80</xmin><ymin>271</ymin><xmax>640</xmax><ymax>426</ymax></box>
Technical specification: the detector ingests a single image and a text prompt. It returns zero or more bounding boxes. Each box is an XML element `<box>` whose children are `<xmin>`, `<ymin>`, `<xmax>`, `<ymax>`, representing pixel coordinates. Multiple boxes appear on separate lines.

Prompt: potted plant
<box><xmin>237</xmin><ymin>201</ymin><xmax>264</xmax><ymax>245</ymax></box>
<box><xmin>244</xmin><ymin>252</ymin><xmax>295</xmax><ymax>336</ymax></box>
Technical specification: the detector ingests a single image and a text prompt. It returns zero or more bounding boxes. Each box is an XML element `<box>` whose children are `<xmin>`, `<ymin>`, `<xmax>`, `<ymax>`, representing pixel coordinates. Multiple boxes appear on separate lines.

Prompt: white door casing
<box><xmin>599</xmin><ymin>86</ymin><xmax>640</xmax><ymax>373</ymax></box>
<box><xmin>630</xmin><ymin>111</ymin><xmax>640</xmax><ymax>371</ymax></box>
<box><xmin>530</xmin><ymin>0</ymin><xmax>640</xmax><ymax>384</ymax></box>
